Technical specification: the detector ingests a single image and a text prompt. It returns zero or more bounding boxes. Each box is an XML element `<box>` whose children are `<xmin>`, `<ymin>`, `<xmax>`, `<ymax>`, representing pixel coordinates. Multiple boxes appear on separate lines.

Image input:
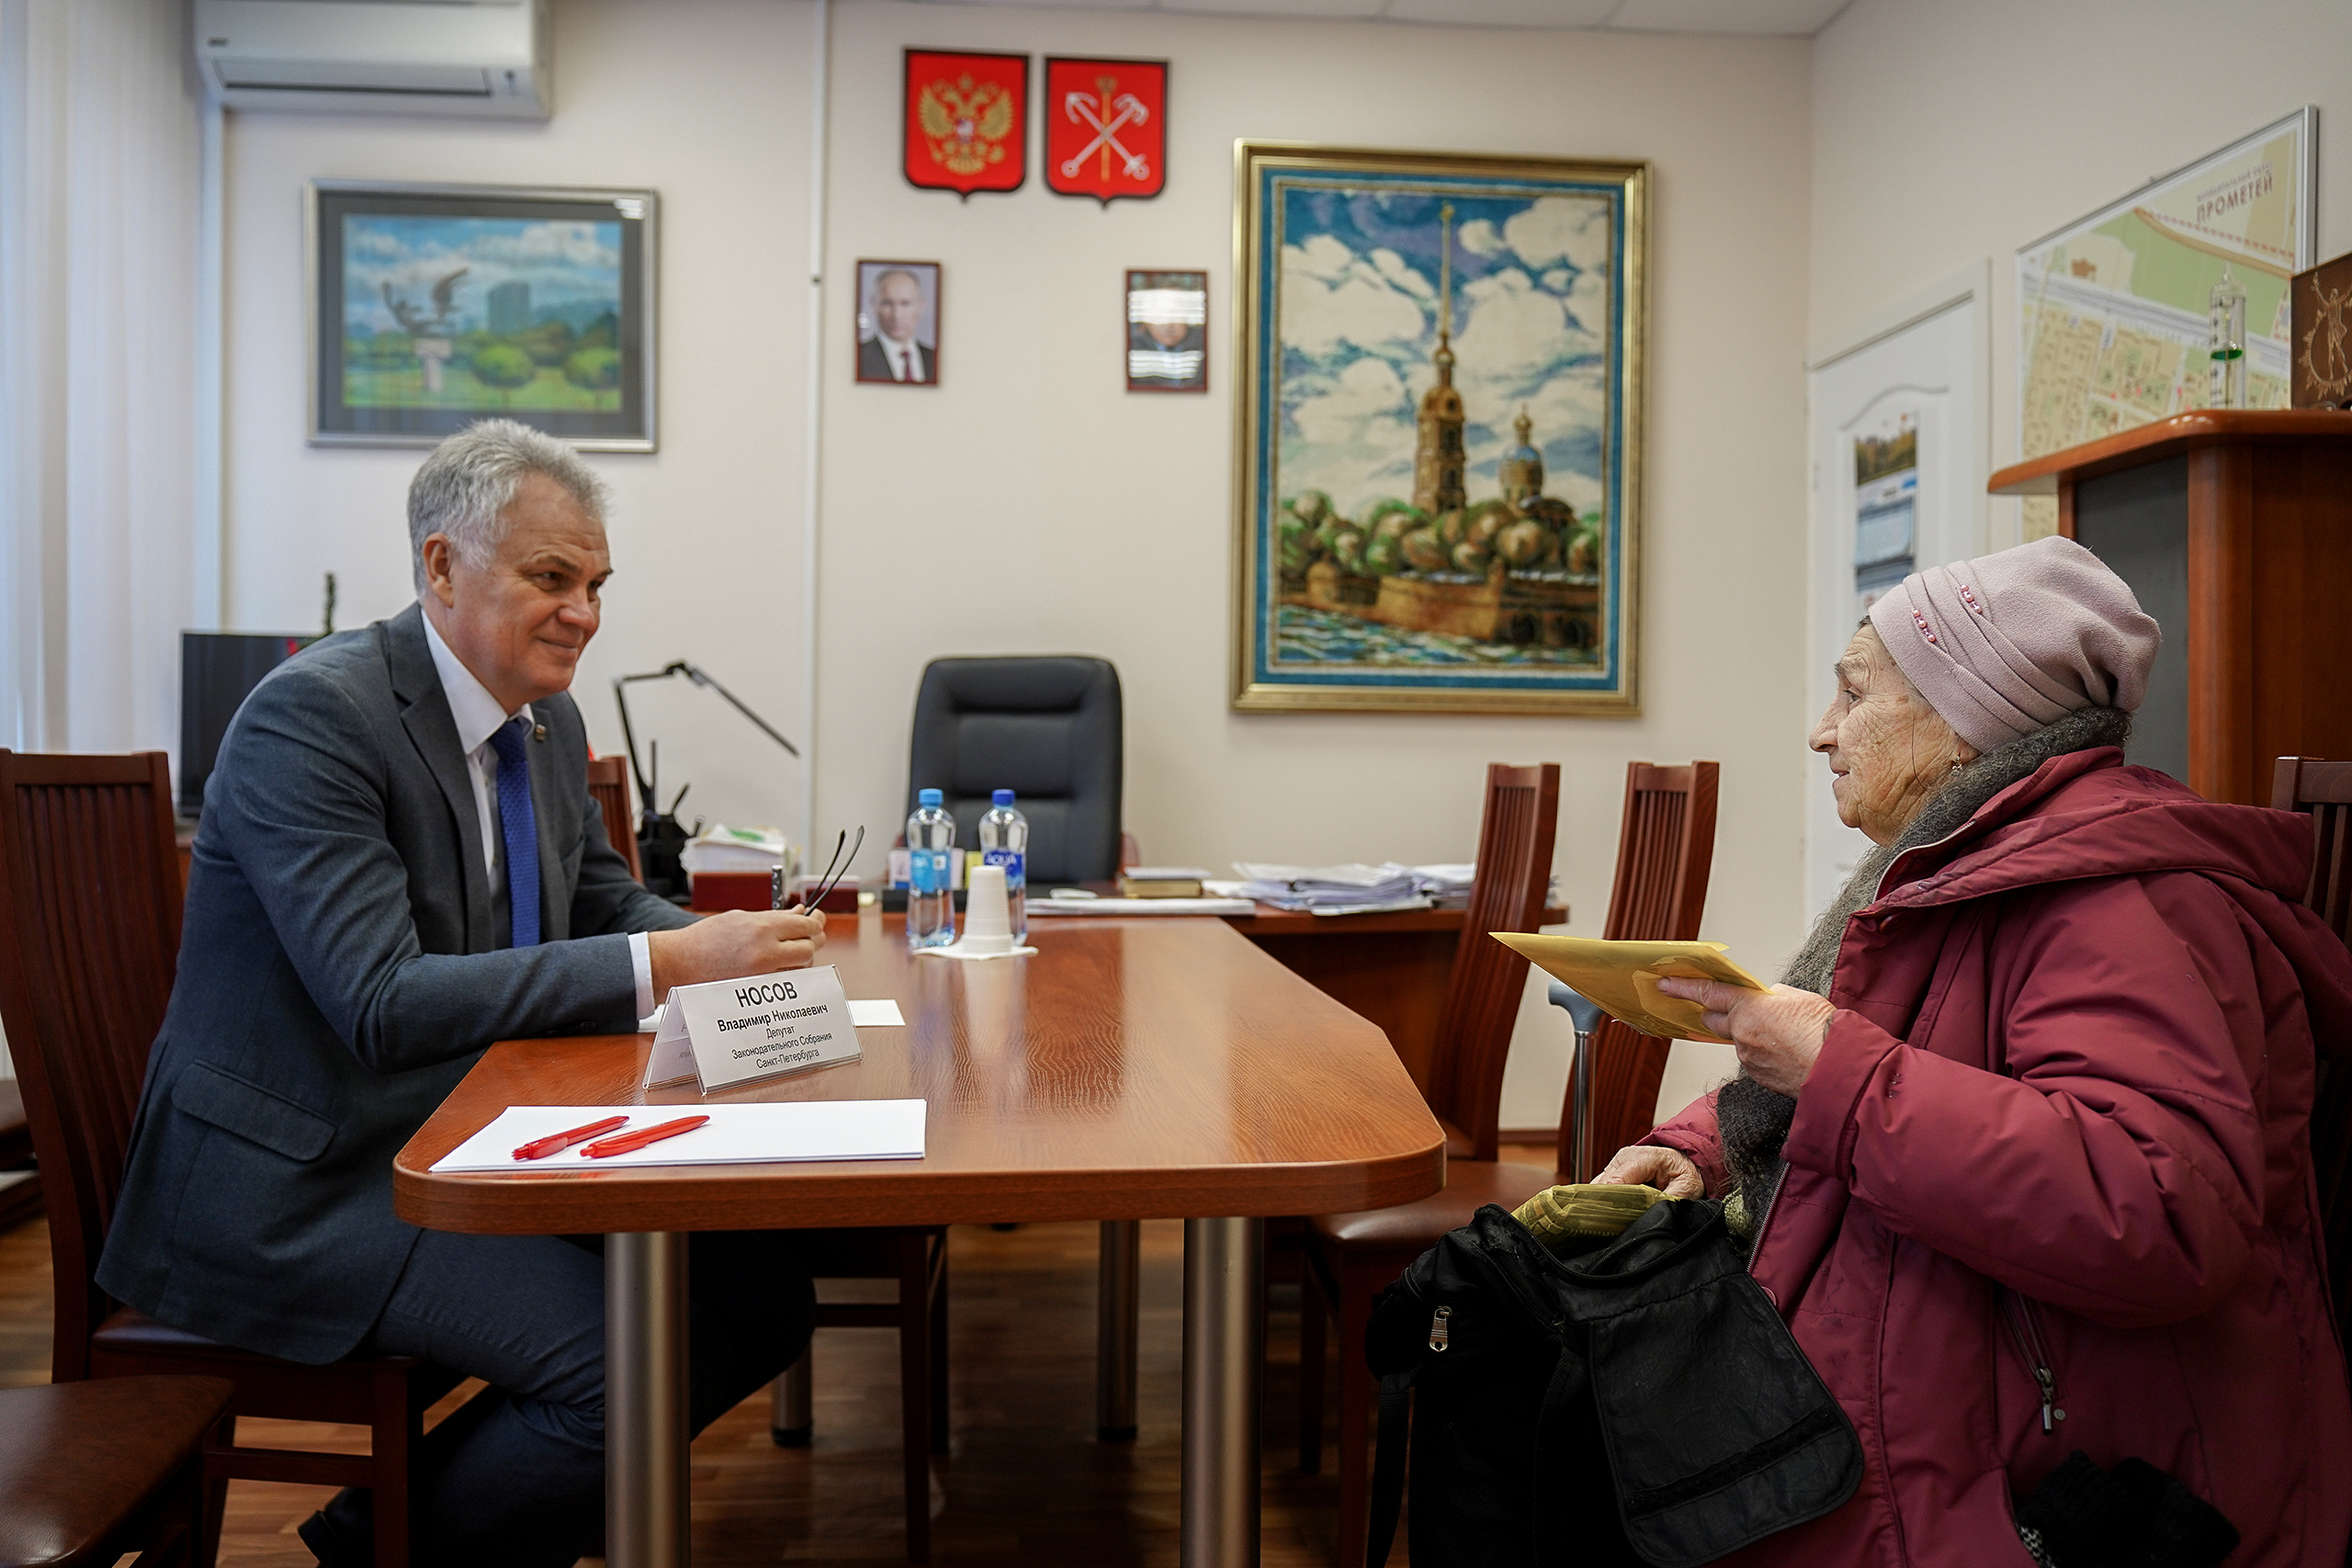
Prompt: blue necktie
<box><xmin>488</xmin><ymin>716</ymin><xmax>540</xmax><ymax>948</ymax></box>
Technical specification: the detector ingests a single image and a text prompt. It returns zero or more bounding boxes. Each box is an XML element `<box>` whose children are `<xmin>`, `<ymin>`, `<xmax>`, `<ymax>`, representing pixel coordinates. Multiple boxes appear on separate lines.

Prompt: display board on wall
<box><xmin>2013</xmin><ymin>108</ymin><xmax>2314</xmax><ymax>536</ymax></box>
<box><xmin>1125</xmin><ymin>270</ymin><xmax>1205</xmax><ymax>392</ymax></box>
<box><xmin>1805</xmin><ymin>269</ymin><xmax>1987</xmax><ymax>917</ymax></box>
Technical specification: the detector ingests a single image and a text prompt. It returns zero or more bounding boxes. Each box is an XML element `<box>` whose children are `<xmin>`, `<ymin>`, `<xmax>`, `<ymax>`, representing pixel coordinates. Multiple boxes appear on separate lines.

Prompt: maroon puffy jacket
<box><xmin>1645</xmin><ymin>749</ymin><xmax>2352</xmax><ymax>1566</ymax></box>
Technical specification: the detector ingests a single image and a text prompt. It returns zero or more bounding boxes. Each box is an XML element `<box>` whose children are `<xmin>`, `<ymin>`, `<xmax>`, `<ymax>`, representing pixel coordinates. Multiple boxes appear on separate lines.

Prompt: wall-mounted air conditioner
<box><xmin>193</xmin><ymin>0</ymin><xmax>551</xmax><ymax>119</ymax></box>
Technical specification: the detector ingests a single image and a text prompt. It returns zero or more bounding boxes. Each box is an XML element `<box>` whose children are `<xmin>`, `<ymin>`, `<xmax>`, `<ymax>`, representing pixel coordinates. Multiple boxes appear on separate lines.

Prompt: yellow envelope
<box><xmin>1489</xmin><ymin>933</ymin><xmax>1770</xmax><ymax>1043</ymax></box>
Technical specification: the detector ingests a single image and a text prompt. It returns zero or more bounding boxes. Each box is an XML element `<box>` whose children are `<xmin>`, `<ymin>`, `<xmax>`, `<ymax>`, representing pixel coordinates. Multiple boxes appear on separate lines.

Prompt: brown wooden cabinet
<box><xmin>1989</xmin><ymin>412</ymin><xmax>2352</xmax><ymax>805</ymax></box>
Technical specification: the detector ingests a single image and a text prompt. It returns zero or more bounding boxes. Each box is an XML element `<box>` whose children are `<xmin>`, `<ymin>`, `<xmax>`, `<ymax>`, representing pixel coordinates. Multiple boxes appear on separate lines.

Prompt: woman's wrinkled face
<box><xmin>1809</xmin><ymin>624</ymin><xmax>1975</xmax><ymax>845</ymax></box>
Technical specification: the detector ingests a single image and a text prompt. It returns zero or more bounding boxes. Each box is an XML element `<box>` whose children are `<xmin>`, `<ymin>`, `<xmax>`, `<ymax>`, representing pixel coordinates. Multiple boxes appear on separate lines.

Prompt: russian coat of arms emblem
<box><xmin>902</xmin><ymin>51</ymin><xmax>1028</xmax><ymax>198</ymax></box>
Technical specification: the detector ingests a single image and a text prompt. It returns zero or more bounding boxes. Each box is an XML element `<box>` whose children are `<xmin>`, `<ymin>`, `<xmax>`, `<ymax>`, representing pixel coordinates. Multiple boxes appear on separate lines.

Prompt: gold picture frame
<box><xmin>1230</xmin><ymin>142</ymin><xmax>1648</xmax><ymax>714</ymax></box>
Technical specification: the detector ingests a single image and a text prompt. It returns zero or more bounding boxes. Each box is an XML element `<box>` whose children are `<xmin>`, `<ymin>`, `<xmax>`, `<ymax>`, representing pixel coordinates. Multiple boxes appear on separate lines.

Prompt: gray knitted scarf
<box><xmin>1715</xmin><ymin>705</ymin><xmax>2133</xmax><ymax>1240</ymax></box>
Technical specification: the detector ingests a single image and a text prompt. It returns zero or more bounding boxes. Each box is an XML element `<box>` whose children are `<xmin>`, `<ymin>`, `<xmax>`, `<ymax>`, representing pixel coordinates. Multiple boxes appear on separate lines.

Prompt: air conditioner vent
<box><xmin>213</xmin><ymin>59</ymin><xmax>492</xmax><ymax>96</ymax></box>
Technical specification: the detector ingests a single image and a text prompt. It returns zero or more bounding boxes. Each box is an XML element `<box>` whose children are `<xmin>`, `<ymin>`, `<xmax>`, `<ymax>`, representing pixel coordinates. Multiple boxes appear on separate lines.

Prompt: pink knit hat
<box><xmin>1866</xmin><ymin>536</ymin><xmax>2160</xmax><ymax>754</ymax></box>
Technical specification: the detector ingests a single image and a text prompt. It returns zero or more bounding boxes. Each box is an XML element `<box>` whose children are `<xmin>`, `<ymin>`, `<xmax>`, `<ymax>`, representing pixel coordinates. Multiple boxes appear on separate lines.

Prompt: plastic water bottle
<box><xmin>906</xmin><ymin>788</ymin><xmax>956</xmax><ymax>950</ymax></box>
<box><xmin>978</xmin><ymin>788</ymin><xmax>1029</xmax><ymax>941</ymax></box>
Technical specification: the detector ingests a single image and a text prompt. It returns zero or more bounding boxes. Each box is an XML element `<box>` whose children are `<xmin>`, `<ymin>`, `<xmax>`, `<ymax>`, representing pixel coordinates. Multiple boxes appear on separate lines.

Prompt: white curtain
<box><xmin>0</xmin><ymin>0</ymin><xmax>203</xmax><ymax>1078</ymax></box>
<box><xmin>0</xmin><ymin>0</ymin><xmax>203</xmax><ymax>758</ymax></box>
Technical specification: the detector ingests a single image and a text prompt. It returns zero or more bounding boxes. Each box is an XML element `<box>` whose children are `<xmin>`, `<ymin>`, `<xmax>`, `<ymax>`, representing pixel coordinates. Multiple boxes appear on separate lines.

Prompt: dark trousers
<box><xmin>323</xmin><ymin>1227</ymin><xmax>813</xmax><ymax>1567</ymax></box>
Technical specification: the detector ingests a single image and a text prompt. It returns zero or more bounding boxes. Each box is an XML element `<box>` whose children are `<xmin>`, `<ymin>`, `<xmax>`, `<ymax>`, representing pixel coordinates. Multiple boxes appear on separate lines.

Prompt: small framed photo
<box><xmin>1126</xmin><ymin>269</ymin><xmax>1207</xmax><ymax>392</ymax></box>
<box><xmin>855</xmin><ymin>259</ymin><xmax>942</xmax><ymax>385</ymax></box>
<box><xmin>309</xmin><ymin>180</ymin><xmax>656</xmax><ymax>450</ymax></box>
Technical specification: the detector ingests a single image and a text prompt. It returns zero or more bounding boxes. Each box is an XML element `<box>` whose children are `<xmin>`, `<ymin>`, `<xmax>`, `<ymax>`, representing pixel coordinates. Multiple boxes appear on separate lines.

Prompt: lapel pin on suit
<box><xmin>533</xmin><ymin>724</ymin><xmax>547</xmax><ymax>741</ymax></box>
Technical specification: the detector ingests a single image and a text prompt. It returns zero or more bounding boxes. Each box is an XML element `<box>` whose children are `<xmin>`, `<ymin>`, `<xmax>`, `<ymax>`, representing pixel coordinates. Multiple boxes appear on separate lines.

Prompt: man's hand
<box><xmin>1655</xmin><ymin>977</ymin><xmax>1834</xmax><ymax>1098</ymax></box>
<box><xmin>1594</xmin><ymin>1145</ymin><xmax>1705</xmax><ymax>1198</ymax></box>
<box><xmin>647</xmin><ymin>908</ymin><xmax>827</xmax><ymax>1001</ymax></box>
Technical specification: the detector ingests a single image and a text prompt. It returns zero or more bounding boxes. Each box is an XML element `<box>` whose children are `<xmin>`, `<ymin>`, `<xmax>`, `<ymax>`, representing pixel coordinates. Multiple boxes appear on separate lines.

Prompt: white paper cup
<box><xmin>957</xmin><ymin>863</ymin><xmax>1014</xmax><ymax>955</ymax></box>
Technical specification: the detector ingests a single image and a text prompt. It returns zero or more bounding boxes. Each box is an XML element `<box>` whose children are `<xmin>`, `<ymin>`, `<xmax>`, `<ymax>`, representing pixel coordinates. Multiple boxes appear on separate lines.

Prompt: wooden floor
<box><xmin>0</xmin><ymin>1160</ymin><xmax>1553</xmax><ymax>1565</ymax></box>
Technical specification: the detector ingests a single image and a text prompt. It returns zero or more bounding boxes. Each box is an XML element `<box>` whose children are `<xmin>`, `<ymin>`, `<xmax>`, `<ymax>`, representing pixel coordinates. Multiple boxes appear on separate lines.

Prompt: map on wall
<box><xmin>2014</xmin><ymin>109</ymin><xmax>2313</xmax><ymax>536</ymax></box>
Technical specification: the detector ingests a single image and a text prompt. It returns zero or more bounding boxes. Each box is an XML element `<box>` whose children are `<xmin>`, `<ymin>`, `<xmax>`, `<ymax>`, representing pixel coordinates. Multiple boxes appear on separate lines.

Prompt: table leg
<box><xmin>1182</xmin><ymin>1217</ymin><xmax>1264</xmax><ymax>1568</ymax></box>
<box><xmin>1097</xmin><ymin>1219</ymin><xmax>1141</xmax><ymax>1440</ymax></box>
<box><xmin>607</xmin><ymin>1232</ymin><xmax>690</xmax><ymax>1568</ymax></box>
<box><xmin>771</xmin><ymin>1353</ymin><xmax>813</xmax><ymax>1447</ymax></box>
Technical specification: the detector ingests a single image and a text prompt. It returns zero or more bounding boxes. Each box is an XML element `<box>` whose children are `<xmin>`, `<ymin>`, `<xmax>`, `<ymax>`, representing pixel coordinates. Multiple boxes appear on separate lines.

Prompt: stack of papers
<box><xmin>1414</xmin><ymin>863</ymin><xmax>1476</xmax><ymax>909</ymax></box>
<box><xmin>680</xmin><ymin>824</ymin><xmax>796</xmax><ymax>876</ymax></box>
<box><xmin>1030</xmin><ymin>895</ymin><xmax>1255</xmax><ymax>917</ymax></box>
<box><xmin>428</xmin><ymin>1100</ymin><xmax>927</xmax><ymax>1172</ymax></box>
<box><xmin>1228</xmin><ymin>862</ymin><xmax>1430</xmax><ymax>916</ymax></box>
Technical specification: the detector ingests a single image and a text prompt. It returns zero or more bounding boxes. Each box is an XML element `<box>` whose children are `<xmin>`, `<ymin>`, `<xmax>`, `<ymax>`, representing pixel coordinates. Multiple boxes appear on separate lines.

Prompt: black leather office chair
<box><xmin>907</xmin><ymin>657</ymin><xmax>1124</xmax><ymax>884</ymax></box>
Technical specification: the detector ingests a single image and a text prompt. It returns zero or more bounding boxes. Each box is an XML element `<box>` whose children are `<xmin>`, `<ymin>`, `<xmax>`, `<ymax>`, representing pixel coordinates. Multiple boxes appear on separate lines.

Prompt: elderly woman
<box><xmin>1600</xmin><ymin>536</ymin><xmax>2352</xmax><ymax>1565</ymax></box>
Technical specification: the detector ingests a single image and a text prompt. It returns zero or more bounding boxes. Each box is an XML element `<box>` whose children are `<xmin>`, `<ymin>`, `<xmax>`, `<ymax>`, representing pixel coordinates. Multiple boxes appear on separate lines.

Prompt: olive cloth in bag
<box><xmin>1363</xmin><ymin>1200</ymin><xmax>1861</xmax><ymax>1568</ymax></box>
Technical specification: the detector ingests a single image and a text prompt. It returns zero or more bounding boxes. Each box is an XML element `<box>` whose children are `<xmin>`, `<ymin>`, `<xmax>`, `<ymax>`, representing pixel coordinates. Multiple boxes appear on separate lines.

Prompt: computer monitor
<box><xmin>179</xmin><ymin>632</ymin><xmax>311</xmax><ymax>814</ymax></box>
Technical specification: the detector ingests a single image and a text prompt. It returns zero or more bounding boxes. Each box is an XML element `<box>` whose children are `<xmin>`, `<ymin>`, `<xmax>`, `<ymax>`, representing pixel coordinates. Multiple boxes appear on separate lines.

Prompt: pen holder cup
<box><xmin>958</xmin><ymin>863</ymin><xmax>1014</xmax><ymax>955</ymax></box>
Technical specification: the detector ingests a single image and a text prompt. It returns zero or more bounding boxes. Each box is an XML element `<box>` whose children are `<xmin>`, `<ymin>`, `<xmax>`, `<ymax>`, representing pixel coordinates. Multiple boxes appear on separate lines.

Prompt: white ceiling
<box><xmin>910</xmin><ymin>0</ymin><xmax>1852</xmax><ymax>35</ymax></box>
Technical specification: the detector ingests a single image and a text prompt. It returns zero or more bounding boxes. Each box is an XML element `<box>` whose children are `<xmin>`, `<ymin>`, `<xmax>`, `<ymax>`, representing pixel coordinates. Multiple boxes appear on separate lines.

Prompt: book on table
<box><xmin>1118</xmin><ymin>866</ymin><xmax>1210</xmax><ymax>897</ymax></box>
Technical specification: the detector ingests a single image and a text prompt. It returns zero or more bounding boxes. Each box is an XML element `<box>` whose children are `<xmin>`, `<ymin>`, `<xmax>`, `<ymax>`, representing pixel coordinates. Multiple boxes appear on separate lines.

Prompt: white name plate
<box><xmin>643</xmin><ymin>964</ymin><xmax>863</xmax><ymax>1093</ymax></box>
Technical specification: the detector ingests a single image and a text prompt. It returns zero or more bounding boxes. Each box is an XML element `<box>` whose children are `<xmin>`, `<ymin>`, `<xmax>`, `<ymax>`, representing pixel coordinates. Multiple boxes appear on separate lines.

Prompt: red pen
<box><xmin>579</xmin><ymin>1115</ymin><xmax>711</xmax><ymax>1159</ymax></box>
<box><xmin>513</xmin><ymin>1115</ymin><xmax>629</xmax><ymax>1161</ymax></box>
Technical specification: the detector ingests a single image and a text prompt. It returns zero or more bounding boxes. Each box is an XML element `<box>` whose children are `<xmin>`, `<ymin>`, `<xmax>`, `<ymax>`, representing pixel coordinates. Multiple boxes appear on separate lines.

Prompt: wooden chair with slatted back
<box><xmin>2269</xmin><ymin>757</ymin><xmax>2352</xmax><ymax>1355</ymax></box>
<box><xmin>775</xmin><ymin>1229</ymin><xmax>950</xmax><ymax>1562</ymax></box>
<box><xmin>1562</xmin><ymin>760</ymin><xmax>1722</xmax><ymax>1177</ymax></box>
<box><xmin>586</xmin><ymin>753</ymin><xmax>644</xmax><ymax>882</ymax></box>
<box><xmin>1297</xmin><ymin>761</ymin><xmax>1560</xmax><ymax>1568</ymax></box>
<box><xmin>0</xmin><ymin>750</ymin><xmax>459</xmax><ymax>1568</ymax></box>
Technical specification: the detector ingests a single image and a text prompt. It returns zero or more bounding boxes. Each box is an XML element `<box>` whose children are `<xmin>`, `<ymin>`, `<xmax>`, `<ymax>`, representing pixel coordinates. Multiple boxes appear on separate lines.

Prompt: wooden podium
<box><xmin>1989</xmin><ymin>412</ymin><xmax>2352</xmax><ymax>805</ymax></box>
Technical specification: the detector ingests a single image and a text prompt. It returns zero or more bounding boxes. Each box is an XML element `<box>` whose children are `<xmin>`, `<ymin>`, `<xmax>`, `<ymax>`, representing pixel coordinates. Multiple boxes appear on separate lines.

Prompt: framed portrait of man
<box><xmin>855</xmin><ymin>260</ymin><xmax>941</xmax><ymax>386</ymax></box>
<box><xmin>1126</xmin><ymin>269</ymin><xmax>1207</xmax><ymax>392</ymax></box>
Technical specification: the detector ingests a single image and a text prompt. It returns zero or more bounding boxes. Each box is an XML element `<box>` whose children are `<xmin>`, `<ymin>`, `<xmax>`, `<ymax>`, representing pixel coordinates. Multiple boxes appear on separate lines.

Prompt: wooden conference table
<box><xmin>393</xmin><ymin>910</ymin><xmax>1444</xmax><ymax>1568</ymax></box>
<box><xmin>1221</xmin><ymin>899</ymin><xmax>1566</xmax><ymax>1093</ymax></box>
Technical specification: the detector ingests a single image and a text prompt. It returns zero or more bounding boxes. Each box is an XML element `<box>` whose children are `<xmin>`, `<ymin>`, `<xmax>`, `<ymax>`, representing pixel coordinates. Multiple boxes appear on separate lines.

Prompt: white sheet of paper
<box><xmin>849</xmin><ymin>998</ymin><xmax>905</xmax><ymax>1027</ymax></box>
<box><xmin>641</xmin><ymin>964</ymin><xmax>863</xmax><ymax>1093</ymax></box>
<box><xmin>429</xmin><ymin>1100</ymin><xmax>928</xmax><ymax>1172</ymax></box>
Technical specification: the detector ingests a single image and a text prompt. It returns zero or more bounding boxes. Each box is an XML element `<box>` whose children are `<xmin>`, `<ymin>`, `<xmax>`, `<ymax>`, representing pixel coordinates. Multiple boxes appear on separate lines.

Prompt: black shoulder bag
<box><xmin>1363</xmin><ymin>1199</ymin><xmax>1861</xmax><ymax>1568</ymax></box>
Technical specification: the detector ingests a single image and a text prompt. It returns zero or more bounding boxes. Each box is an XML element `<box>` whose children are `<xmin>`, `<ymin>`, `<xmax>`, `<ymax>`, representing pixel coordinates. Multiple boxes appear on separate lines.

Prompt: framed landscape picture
<box><xmin>1230</xmin><ymin>143</ymin><xmax>1647</xmax><ymax>714</ymax></box>
<box><xmin>309</xmin><ymin>181</ymin><xmax>656</xmax><ymax>450</ymax></box>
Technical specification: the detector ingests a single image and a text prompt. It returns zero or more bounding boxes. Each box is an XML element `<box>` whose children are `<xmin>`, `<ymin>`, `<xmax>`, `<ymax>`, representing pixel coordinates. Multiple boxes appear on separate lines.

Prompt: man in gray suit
<box><xmin>98</xmin><ymin>421</ymin><xmax>824</xmax><ymax>1567</ymax></box>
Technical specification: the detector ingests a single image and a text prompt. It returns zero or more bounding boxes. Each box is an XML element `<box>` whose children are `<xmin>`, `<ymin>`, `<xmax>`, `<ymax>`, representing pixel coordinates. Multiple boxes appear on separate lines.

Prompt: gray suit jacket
<box><xmin>96</xmin><ymin>604</ymin><xmax>695</xmax><ymax>1363</ymax></box>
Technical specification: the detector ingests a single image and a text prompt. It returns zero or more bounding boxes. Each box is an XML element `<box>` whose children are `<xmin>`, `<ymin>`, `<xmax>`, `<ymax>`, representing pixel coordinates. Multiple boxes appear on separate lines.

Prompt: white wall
<box><xmin>216</xmin><ymin>1</ymin><xmax>1821</xmax><ymax>1129</ymax></box>
<box><xmin>811</xmin><ymin>3</ymin><xmax>1816</xmax><ymax>940</ymax></box>
<box><xmin>119</xmin><ymin>0</ymin><xmax>2352</xmax><ymax>1126</ymax></box>
<box><xmin>221</xmin><ymin>0</ymin><xmax>820</xmax><ymax>835</ymax></box>
<box><xmin>1810</xmin><ymin>0</ymin><xmax>2352</xmax><ymax>538</ymax></box>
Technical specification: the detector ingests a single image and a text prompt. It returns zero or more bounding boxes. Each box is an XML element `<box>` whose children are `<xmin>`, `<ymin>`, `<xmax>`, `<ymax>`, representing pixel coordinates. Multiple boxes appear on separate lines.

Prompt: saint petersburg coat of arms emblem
<box><xmin>1044</xmin><ymin>57</ymin><xmax>1167</xmax><ymax>205</ymax></box>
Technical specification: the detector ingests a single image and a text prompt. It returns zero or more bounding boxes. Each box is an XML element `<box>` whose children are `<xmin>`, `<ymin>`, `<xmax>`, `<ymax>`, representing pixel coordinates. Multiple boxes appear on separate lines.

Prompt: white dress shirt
<box><xmin>887</xmin><ymin>336</ymin><xmax>925</xmax><ymax>382</ymax></box>
<box><xmin>421</xmin><ymin>608</ymin><xmax>655</xmax><ymax>1017</ymax></box>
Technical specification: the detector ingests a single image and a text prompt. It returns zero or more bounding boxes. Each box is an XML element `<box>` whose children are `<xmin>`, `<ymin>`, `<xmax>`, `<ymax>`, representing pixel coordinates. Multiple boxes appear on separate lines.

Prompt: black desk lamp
<box><xmin>614</xmin><ymin>662</ymin><xmax>800</xmax><ymax>899</ymax></box>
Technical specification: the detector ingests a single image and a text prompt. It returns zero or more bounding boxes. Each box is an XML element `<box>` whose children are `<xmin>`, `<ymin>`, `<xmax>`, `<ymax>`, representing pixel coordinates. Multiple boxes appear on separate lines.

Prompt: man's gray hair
<box><xmin>408</xmin><ymin>419</ymin><xmax>608</xmax><ymax>592</ymax></box>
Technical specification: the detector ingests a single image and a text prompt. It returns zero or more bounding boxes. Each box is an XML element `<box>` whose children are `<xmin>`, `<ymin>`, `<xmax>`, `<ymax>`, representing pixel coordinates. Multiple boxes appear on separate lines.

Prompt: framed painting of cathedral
<box><xmin>1229</xmin><ymin>144</ymin><xmax>1648</xmax><ymax>714</ymax></box>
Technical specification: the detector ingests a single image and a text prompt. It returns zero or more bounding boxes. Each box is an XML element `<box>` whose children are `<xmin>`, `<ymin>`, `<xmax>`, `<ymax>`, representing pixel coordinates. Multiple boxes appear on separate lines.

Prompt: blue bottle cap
<box><xmin>992</xmin><ymin>789</ymin><xmax>1014</xmax><ymax>807</ymax></box>
<box><xmin>918</xmin><ymin>787</ymin><xmax>943</xmax><ymax>808</ymax></box>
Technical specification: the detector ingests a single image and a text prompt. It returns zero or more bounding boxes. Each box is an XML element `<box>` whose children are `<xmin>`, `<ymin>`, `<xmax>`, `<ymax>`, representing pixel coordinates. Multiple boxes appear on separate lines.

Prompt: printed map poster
<box><xmin>2014</xmin><ymin>110</ymin><xmax>2314</xmax><ymax>536</ymax></box>
<box><xmin>1231</xmin><ymin>145</ymin><xmax>1648</xmax><ymax>715</ymax></box>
